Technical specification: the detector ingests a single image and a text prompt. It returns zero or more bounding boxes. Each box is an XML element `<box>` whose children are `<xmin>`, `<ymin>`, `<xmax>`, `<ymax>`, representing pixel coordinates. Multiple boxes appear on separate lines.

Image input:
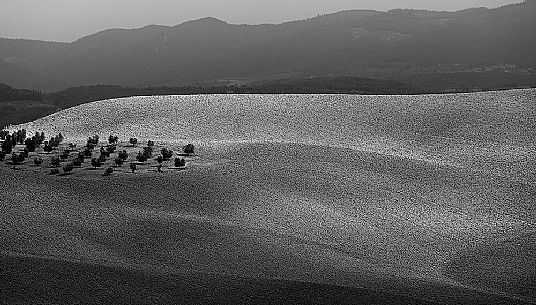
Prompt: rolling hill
<box><xmin>3</xmin><ymin>90</ymin><xmax>535</xmax><ymax>304</ymax></box>
<box><xmin>1</xmin><ymin>1</ymin><xmax>535</xmax><ymax>91</ymax></box>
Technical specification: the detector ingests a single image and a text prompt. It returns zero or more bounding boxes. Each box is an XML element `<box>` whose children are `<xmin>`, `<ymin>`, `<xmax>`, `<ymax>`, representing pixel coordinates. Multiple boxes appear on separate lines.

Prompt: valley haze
<box><xmin>0</xmin><ymin>1</ymin><xmax>535</xmax><ymax>92</ymax></box>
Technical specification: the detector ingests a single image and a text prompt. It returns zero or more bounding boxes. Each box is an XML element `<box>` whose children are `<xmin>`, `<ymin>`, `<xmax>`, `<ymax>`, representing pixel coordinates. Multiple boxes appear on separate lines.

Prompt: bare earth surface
<box><xmin>1</xmin><ymin>90</ymin><xmax>535</xmax><ymax>304</ymax></box>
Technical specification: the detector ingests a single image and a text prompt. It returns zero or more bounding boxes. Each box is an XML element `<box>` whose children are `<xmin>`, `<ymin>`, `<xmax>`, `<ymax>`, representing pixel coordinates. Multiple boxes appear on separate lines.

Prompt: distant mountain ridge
<box><xmin>0</xmin><ymin>1</ymin><xmax>535</xmax><ymax>91</ymax></box>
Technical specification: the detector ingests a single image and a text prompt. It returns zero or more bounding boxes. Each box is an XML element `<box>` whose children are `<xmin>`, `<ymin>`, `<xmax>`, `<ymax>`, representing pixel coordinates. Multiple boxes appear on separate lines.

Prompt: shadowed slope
<box><xmin>1</xmin><ymin>142</ymin><xmax>534</xmax><ymax>304</ymax></box>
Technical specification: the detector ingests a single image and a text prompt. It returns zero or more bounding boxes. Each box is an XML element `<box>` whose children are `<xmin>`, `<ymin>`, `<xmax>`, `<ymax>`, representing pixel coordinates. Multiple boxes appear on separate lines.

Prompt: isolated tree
<box><xmin>6</xmin><ymin>133</ymin><xmax>17</xmax><ymax>147</ymax></box>
<box><xmin>33</xmin><ymin>131</ymin><xmax>42</xmax><ymax>144</ymax></box>
<box><xmin>83</xmin><ymin>148</ymin><xmax>92</xmax><ymax>158</ymax></box>
<box><xmin>0</xmin><ymin>130</ymin><xmax>8</xmax><ymax>140</ymax></box>
<box><xmin>136</xmin><ymin>152</ymin><xmax>147</xmax><ymax>162</ymax></box>
<box><xmin>91</xmin><ymin>158</ymin><xmax>102</xmax><ymax>168</ymax></box>
<box><xmin>25</xmin><ymin>138</ymin><xmax>37</xmax><ymax>152</ymax></box>
<box><xmin>15</xmin><ymin>129</ymin><xmax>27</xmax><ymax>145</ymax></box>
<box><xmin>100</xmin><ymin>147</ymin><xmax>110</xmax><ymax>157</ymax></box>
<box><xmin>114</xmin><ymin>157</ymin><xmax>124</xmax><ymax>167</ymax></box>
<box><xmin>103</xmin><ymin>167</ymin><xmax>114</xmax><ymax>176</ymax></box>
<box><xmin>161</xmin><ymin>148</ymin><xmax>173</xmax><ymax>160</ymax></box>
<box><xmin>20</xmin><ymin>148</ymin><xmax>29</xmax><ymax>159</ymax></box>
<box><xmin>183</xmin><ymin>144</ymin><xmax>195</xmax><ymax>155</ymax></box>
<box><xmin>129</xmin><ymin>138</ymin><xmax>138</xmax><ymax>147</ymax></box>
<box><xmin>118</xmin><ymin>150</ymin><xmax>129</xmax><ymax>161</ymax></box>
<box><xmin>34</xmin><ymin>158</ymin><xmax>43</xmax><ymax>166</ymax></box>
<box><xmin>50</xmin><ymin>157</ymin><xmax>61</xmax><ymax>168</ymax></box>
<box><xmin>143</xmin><ymin>146</ymin><xmax>153</xmax><ymax>158</ymax></box>
<box><xmin>108</xmin><ymin>135</ymin><xmax>119</xmax><ymax>145</ymax></box>
<box><xmin>156</xmin><ymin>155</ymin><xmax>164</xmax><ymax>164</ymax></box>
<box><xmin>130</xmin><ymin>163</ymin><xmax>137</xmax><ymax>173</ymax></box>
<box><xmin>49</xmin><ymin>168</ymin><xmax>60</xmax><ymax>175</ymax></box>
<box><xmin>98</xmin><ymin>153</ymin><xmax>107</xmax><ymax>163</ymax></box>
<box><xmin>11</xmin><ymin>153</ymin><xmax>21</xmax><ymax>169</ymax></box>
<box><xmin>63</xmin><ymin>163</ymin><xmax>74</xmax><ymax>174</ymax></box>
<box><xmin>32</xmin><ymin>134</ymin><xmax>43</xmax><ymax>146</ymax></box>
<box><xmin>1</xmin><ymin>139</ymin><xmax>13</xmax><ymax>154</ymax></box>
<box><xmin>60</xmin><ymin>151</ymin><xmax>70</xmax><ymax>160</ymax></box>
<box><xmin>87</xmin><ymin>135</ymin><xmax>99</xmax><ymax>147</ymax></box>
<box><xmin>43</xmin><ymin>144</ymin><xmax>53</xmax><ymax>153</ymax></box>
<box><xmin>174</xmin><ymin>157</ymin><xmax>186</xmax><ymax>167</ymax></box>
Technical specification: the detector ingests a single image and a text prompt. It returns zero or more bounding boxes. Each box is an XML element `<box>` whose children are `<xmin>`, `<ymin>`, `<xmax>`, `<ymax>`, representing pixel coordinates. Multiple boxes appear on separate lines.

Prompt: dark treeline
<box><xmin>1</xmin><ymin>75</ymin><xmax>535</xmax><ymax>128</ymax></box>
<box><xmin>47</xmin><ymin>77</ymin><xmax>416</xmax><ymax>109</ymax></box>
<box><xmin>0</xmin><ymin>83</ymin><xmax>44</xmax><ymax>102</ymax></box>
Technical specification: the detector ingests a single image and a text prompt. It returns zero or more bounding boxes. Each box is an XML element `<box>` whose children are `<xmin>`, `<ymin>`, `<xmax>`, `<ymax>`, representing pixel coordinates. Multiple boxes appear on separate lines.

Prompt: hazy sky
<box><xmin>0</xmin><ymin>0</ymin><xmax>522</xmax><ymax>42</ymax></box>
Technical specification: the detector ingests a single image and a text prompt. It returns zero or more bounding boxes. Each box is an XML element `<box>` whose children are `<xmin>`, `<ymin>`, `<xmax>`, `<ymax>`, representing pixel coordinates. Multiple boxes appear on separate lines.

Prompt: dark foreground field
<box><xmin>1</xmin><ymin>254</ymin><xmax>437</xmax><ymax>305</ymax></box>
<box><xmin>1</xmin><ymin>142</ymin><xmax>534</xmax><ymax>304</ymax></box>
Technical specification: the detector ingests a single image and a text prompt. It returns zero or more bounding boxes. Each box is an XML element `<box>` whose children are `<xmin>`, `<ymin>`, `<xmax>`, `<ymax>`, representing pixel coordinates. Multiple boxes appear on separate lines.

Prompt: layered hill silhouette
<box><xmin>1</xmin><ymin>1</ymin><xmax>535</xmax><ymax>91</ymax></box>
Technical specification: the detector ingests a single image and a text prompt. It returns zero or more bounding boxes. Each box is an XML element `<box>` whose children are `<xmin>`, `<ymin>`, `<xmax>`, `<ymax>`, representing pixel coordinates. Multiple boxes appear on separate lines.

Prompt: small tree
<box><xmin>103</xmin><ymin>167</ymin><xmax>114</xmax><ymax>176</ymax></box>
<box><xmin>87</xmin><ymin>135</ymin><xmax>99</xmax><ymax>147</ymax></box>
<box><xmin>156</xmin><ymin>155</ymin><xmax>164</xmax><ymax>164</ymax></box>
<box><xmin>136</xmin><ymin>152</ymin><xmax>148</xmax><ymax>162</ymax></box>
<box><xmin>16</xmin><ymin>129</ymin><xmax>26</xmax><ymax>145</ymax></box>
<box><xmin>161</xmin><ymin>148</ymin><xmax>173</xmax><ymax>160</ymax></box>
<box><xmin>114</xmin><ymin>157</ymin><xmax>124</xmax><ymax>167</ymax></box>
<box><xmin>183</xmin><ymin>144</ymin><xmax>195</xmax><ymax>155</ymax></box>
<box><xmin>1</xmin><ymin>139</ymin><xmax>13</xmax><ymax>154</ymax></box>
<box><xmin>43</xmin><ymin>144</ymin><xmax>54</xmax><ymax>153</ymax></box>
<box><xmin>83</xmin><ymin>148</ymin><xmax>92</xmax><ymax>158</ymax></box>
<box><xmin>33</xmin><ymin>134</ymin><xmax>43</xmax><ymax>146</ymax></box>
<box><xmin>49</xmin><ymin>168</ymin><xmax>60</xmax><ymax>175</ymax></box>
<box><xmin>118</xmin><ymin>150</ymin><xmax>129</xmax><ymax>160</ymax></box>
<box><xmin>174</xmin><ymin>157</ymin><xmax>186</xmax><ymax>167</ymax></box>
<box><xmin>0</xmin><ymin>130</ymin><xmax>8</xmax><ymax>140</ymax></box>
<box><xmin>73</xmin><ymin>158</ymin><xmax>83</xmax><ymax>167</ymax></box>
<box><xmin>50</xmin><ymin>157</ymin><xmax>61</xmax><ymax>168</ymax></box>
<box><xmin>147</xmin><ymin>140</ymin><xmax>155</xmax><ymax>147</ymax></box>
<box><xmin>0</xmin><ymin>151</ymin><xmax>6</xmax><ymax>161</ymax></box>
<box><xmin>129</xmin><ymin>138</ymin><xmax>138</xmax><ymax>147</ymax></box>
<box><xmin>60</xmin><ymin>151</ymin><xmax>69</xmax><ymax>160</ymax></box>
<box><xmin>130</xmin><ymin>163</ymin><xmax>137</xmax><ymax>173</ymax></box>
<box><xmin>11</xmin><ymin>153</ymin><xmax>22</xmax><ymax>169</ymax></box>
<box><xmin>100</xmin><ymin>147</ymin><xmax>111</xmax><ymax>157</ymax></box>
<box><xmin>20</xmin><ymin>148</ymin><xmax>29</xmax><ymax>159</ymax></box>
<box><xmin>91</xmin><ymin>158</ymin><xmax>102</xmax><ymax>168</ymax></box>
<box><xmin>98</xmin><ymin>154</ymin><xmax>107</xmax><ymax>163</ymax></box>
<box><xmin>106</xmin><ymin>146</ymin><xmax>116</xmax><ymax>154</ymax></box>
<box><xmin>63</xmin><ymin>163</ymin><xmax>74</xmax><ymax>174</ymax></box>
<box><xmin>108</xmin><ymin>135</ymin><xmax>119</xmax><ymax>145</ymax></box>
<box><xmin>34</xmin><ymin>158</ymin><xmax>43</xmax><ymax>166</ymax></box>
<box><xmin>25</xmin><ymin>138</ymin><xmax>37</xmax><ymax>152</ymax></box>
